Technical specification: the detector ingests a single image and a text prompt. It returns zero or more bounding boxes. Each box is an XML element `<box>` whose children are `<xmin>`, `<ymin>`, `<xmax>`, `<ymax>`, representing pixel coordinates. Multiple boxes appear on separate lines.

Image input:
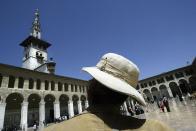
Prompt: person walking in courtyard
<box><xmin>163</xmin><ymin>96</ymin><xmax>170</xmax><ymax>112</ymax></box>
<box><xmin>44</xmin><ymin>53</ymin><xmax>174</xmax><ymax>131</ymax></box>
<box><xmin>33</xmin><ymin>123</ymin><xmax>37</xmax><ymax>131</ymax></box>
<box><xmin>159</xmin><ymin>98</ymin><xmax>165</xmax><ymax>112</ymax></box>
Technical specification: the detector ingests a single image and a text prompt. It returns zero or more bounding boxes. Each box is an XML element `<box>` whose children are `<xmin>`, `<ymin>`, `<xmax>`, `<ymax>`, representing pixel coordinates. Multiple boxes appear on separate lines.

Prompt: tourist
<box><xmin>159</xmin><ymin>98</ymin><xmax>165</xmax><ymax>112</ymax></box>
<box><xmin>33</xmin><ymin>123</ymin><xmax>37</xmax><ymax>131</ymax></box>
<box><xmin>43</xmin><ymin>120</ymin><xmax>46</xmax><ymax>127</ymax></box>
<box><xmin>44</xmin><ymin>53</ymin><xmax>174</xmax><ymax>131</ymax></box>
<box><xmin>128</xmin><ymin>106</ymin><xmax>135</xmax><ymax>116</ymax></box>
<box><xmin>163</xmin><ymin>96</ymin><xmax>170</xmax><ymax>112</ymax></box>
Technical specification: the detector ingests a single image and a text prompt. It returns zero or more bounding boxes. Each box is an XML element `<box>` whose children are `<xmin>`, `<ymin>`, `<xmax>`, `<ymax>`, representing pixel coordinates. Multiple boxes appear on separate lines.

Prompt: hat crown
<box><xmin>96</xmin><ymin>53</ymin><xmax>139</xmax><ymax>88</ymax></box>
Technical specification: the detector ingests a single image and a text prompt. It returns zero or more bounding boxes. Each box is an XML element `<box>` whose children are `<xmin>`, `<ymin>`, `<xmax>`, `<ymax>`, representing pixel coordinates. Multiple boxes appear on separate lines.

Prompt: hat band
<box><xmin>97</xmin><ymin>58</ymin><xmax>133</xmax><ymax>86</ymax></box>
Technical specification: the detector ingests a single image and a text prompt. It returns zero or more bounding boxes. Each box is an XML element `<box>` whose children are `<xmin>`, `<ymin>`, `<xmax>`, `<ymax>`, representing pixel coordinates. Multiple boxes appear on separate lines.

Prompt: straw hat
<box><xmin>82</xmin><ymin>53</ymin><xmax>146</xmax><ymax>106</ymax></box>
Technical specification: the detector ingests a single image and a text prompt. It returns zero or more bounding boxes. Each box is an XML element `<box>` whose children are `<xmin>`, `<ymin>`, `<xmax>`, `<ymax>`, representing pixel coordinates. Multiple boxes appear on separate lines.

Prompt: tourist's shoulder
<box><xmin>44</xmin><ymin>113</ymin><xmax>99</xmax><ymax>131</ymax></box>
<box><xmin>144</xmin><ymin>119</ymin><xmax>175</xmax><ymax>131</ymax></box>
<box><xmin>75</xmin><ymin>112</ymin><xmax>99</xmax><ymax>120</ymax></box>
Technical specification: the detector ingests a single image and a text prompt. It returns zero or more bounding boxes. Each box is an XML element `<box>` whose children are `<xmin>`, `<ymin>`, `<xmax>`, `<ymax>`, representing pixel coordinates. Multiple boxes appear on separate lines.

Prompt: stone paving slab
<box><xmin>141</xmin><ymin>99</ymin><xmax>196</xmax><ymax>131</ymax></box>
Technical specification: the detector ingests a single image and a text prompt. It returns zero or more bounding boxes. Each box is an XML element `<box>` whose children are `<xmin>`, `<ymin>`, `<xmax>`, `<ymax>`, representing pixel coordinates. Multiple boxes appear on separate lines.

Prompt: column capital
<box><xmin>39</xmin><ymin>101</ymin><xmax>45</xmax><ymax>105</ymax></box>
<box><xmin>54</xmin><ymin>101</ymin><xmax>59</xmax><ymax>104</ymax></box>
<box><xmin>68</xmin><ymin>99</ymin><xmax>73</xmax><ymax>103</ymax></box>
<box><xmin>0</xmin><ymin>102</ymin><xmax>6</xmax><ymax>106</ymax></box>
<box><xmin>21</xmin><ymin>101</ymin><xmax>28</xmax><ymax>106</ymax></box>
<box><xmin>54</xmin><ymin>99</ymin><xmax>59</xmax><ymax>104</ymax></box>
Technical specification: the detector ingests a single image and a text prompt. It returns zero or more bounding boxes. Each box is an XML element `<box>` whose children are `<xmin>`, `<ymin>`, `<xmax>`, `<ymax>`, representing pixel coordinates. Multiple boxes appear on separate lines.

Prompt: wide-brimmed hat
<box><xmin>82</xmin><ymin>53</ymin><xmax>146</xmax><ymax>106</ymax></box>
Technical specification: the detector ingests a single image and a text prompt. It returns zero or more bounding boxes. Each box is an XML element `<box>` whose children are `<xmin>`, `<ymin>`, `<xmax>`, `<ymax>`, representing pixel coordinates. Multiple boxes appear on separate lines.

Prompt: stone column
<box><xmin>173</xmin><ymin>75</ymin><xmax>184</xmax><ymax>97</ymax></box>
<box><xmin>84</xmin><ymin>86</ymin><xmax>87</xmax><ymax>93</ymax></box>
<box><xmin>182</xmin><ymin>71</ymin><xmax>189</xmax><ymax>82</ymax></box>
<box><xmin>23</xmin><ymin>79</ymin><xmax>29</xmax><ymax>89</ymax></box>
<box><xmin>68</xmin><ymin>84</ymin><xmax>72</xmax><ymax>92</ymax></box>
<box><xmin>167</xmin><ymin>87</ymin><xmax>173</xmax><ymax>98</ymax></box>
<box><xmin>1</xmin><ymin>76</ymin><xmax>9</xmax><ymax>88</ymax></box>
<box><xmin>62</xmin><ymin>84</ymin><xmax>65</xmax><ymax>92</ymax></box>
<box><xmin>85</xmin><ymin>100</ymin><xmax>89</xmax><ymax>108</ymax></box>
<box><xmin>77</xmin><ymin>100</ymin><xmax>82</xmax><ymax>114</ymax></box>
<box><xmin>14</xmin><ymin>77</ymin><xmax>19</xmax><ymax>89</ymax></box>
<box><xmin>48</xmin><ymin>82</ymin><xmax>51</xmax><ymax>91</ymax></box>
<box><xmin>0</xmin><ymin>103</ymin><xmax>6</xmax><ymax>130</ymax></box>
<box><xmin>149</xmin><ymin>90</ymin><xmax>154</xmax><ymax>101</ymax></box>
<box><xmin>54</xmin><ymin>101</ymin><xmax>60</xmax><ymax>119</ymax></box>
<box><xmin>41</xmin><ymin>81</ymin><xmax>45</xmax><ymax>90</ymax></box>
<box><xmin>68</xmin><ymin>100</ymin><xmax>74</xmax><ymax>118</ymax></box>
<box><xmin>33</xmin><ymin>80</ymin><xmax>36</xmax><ymax>90</ymax></box>
<box><xmin>55</xmin><ymin>83</ymin><xmax>58</xmax><ymax>91</ymax></box>
<box><xmin>20</xmin><ymin>101</ymin><xmax>28</xmax><ymax>131</ymax></box>
<box><xmin>39</xmin><ymin>100</ymin><xmax>45</xmax><ymax>128</ymax></box>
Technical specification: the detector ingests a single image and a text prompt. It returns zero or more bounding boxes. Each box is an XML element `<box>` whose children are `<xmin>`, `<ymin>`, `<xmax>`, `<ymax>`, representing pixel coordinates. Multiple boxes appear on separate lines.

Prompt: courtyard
<box><xmin>138</xmin><ymin>98</ymin><xmax>196</xmax><ymax>131</ymax></box>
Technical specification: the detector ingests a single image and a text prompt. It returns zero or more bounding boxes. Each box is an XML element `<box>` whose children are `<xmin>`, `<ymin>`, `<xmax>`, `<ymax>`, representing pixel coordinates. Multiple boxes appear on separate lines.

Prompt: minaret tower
<box><xmin>31</xmin><ymin>9</ymin><xmax>41</xmax><ymax>39</ymax></box>
<box><xmin>20</xmin><ymin>9</ymin><xmax>56</xmax><ymax>74</ymax></box>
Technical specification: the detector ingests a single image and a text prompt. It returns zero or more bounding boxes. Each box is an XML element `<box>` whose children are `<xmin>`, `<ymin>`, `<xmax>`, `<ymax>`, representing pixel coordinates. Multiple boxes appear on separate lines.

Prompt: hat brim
<box><xmin>82</xmin><ymin>67</ymin><xmax>146</xmax><ymax>106</ymax></box>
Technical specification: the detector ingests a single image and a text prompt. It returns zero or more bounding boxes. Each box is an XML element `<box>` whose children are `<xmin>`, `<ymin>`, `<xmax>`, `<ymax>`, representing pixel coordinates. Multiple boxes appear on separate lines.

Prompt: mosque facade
<box><xmin>0</xmin><ymin>10</ymin><xmax>89</xmax><ymax>130</ymax></box>
<box><xmin>138</xmin><ymin>59</ymin><xmax>196</xmax><ymax>102</ymax></box>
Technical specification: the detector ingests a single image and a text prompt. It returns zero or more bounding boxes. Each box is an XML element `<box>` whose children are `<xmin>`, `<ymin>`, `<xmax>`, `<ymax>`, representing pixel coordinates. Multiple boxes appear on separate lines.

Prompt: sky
<box><xmin>0</xmin><ymin>0</ymin><xmax>195</xmax><ymax>81</ymax></box>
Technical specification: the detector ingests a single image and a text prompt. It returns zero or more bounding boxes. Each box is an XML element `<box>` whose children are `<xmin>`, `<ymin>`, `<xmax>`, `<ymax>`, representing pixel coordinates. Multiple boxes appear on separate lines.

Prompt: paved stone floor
<box><xmin>137</xmin><ymin>99</ymin><xmax>196</xmax><ymax>131</ymax></box>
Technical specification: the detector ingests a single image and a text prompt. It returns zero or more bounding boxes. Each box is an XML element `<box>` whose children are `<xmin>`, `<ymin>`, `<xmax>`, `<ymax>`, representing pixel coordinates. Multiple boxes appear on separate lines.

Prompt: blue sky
<box><xmin>0</xmin><ymin>0</ymin><xmax>195</xmax><ymax>80</ymax></box>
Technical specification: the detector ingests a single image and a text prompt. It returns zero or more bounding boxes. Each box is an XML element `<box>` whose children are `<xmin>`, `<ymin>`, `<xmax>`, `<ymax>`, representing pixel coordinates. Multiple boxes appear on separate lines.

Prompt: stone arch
<box><xmin>44</xmin><ymin>94</ymin><xmax>55</xmax><ymax>123</ymax></box>
<box><xmin>51</xmin><ymin>81</ymin><xmax>55</xmax><ymax>91</ymax></box>
<box><xmin>58</xmin><ymin>82</ymin><xmax>62</xmax><ymax>91</ymax></box>
<box><xmin>178</xmin><ymin>79</ymin><xmax>190</xmax><ymax>95</ymax></box>
<box><xmin>64</xmin><ymin>83</ymin><xmax>68</xmax><ymax>92</ymax></box>
<box><xmin>72</xmin><ymin>95</ymin><xmax>79</xmax><ymax>115</ymax></box>
<box><xmin>29</xmin><ymin>78</ymin><xmax>34</xmax><ymax>89</ymax></box>
<box><xmin>159</xmin><ymin>85</ymin><xmax>170</xmax><ymax>98</ymax></box>
<box><xmin>71</xmin><ymin>84</ymin><xmax>74</xmax><ymax>92</ymax></box>
<box><xmin>36</xmin><ymin>79</ymin><xmax>41</xmax><ymax>90</ymax></box>
<box><xmin>82</xmin><ymin>86</ymin><xmax>85</xmax><ymax>93</ymax></box>
<box><xmin>18</xmin><ymin>77</ymin><xmax>24</xmax><ymax>89</ymax></box>
<box><xmin>143</xmin><ymin>89</ymin><xmax>152</xmax><ymax>102</ymax></box>
<box><xmin>79</xmin><ymin>85</ymin><xmax>82</xmax><ymax>92</ymax></box>
<box><xmin>75</xmin><ymin>85</ymin><xmax>78</xmax><ymax>92</ymax></box>
<box><xmin>59</xmin><ymin>94</ymin><xmax>69</xmax><ymax>117</ymax></box>
<box><xmin>4</xmin><ymin>93</ymin><xmax>24</xmax><ymax>129</ymax></box>
<box><xmin>27</xmin><ymin>94</ymin><xmax>41</xmax><ymax>126</ymax></box>
<box><xmin>189</xmin><ymin>76</ymin><xmax>196</xmax><ymax>92</ymax></box>
<box><xmin>8</xmin><ymin>75</ymin><xmax>15</xmax><ymax>88</ymax></box>
<box><xmin>0</xmin><ymin>73</ymin><xmax>2</xmax><ymax>87</ymax></box>
<box><xmin>151</xmin><ymin>87</ymin><xmax>160</xmax><ymax>101</ymax></box>
<box><xmin>169</xmin><ymin>82</ymin><xmax>182</xmax><ymax>97</ymax></box>
<box><xmin>45</xmin><ymin>80</ymin><xmax>49</xmax><ymax>90</ymax></box>
<box><xmin>80</xmin><ymin>95</ymin><xmax>86</xmax><ymax>111</ymax></box>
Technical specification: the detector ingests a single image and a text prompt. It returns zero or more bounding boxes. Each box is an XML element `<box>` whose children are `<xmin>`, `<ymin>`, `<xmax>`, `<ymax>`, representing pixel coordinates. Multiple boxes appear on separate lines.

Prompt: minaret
<box><xmin>30</xmin><ymin>9</ymin><xmax>41</xmax><ymax>39</ymax></box>
<box><xmin>20</xmin><ymin>9</ymin><xmax>56</xmax><ymax>74</ymax></box>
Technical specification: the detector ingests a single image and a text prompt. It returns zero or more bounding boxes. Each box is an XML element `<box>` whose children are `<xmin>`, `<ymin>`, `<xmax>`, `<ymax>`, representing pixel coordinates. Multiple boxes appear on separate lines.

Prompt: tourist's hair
<box><xmin>88</xmin><ymin>79</ymin><xmax>128</xmax><ymax>106</ymax></box>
